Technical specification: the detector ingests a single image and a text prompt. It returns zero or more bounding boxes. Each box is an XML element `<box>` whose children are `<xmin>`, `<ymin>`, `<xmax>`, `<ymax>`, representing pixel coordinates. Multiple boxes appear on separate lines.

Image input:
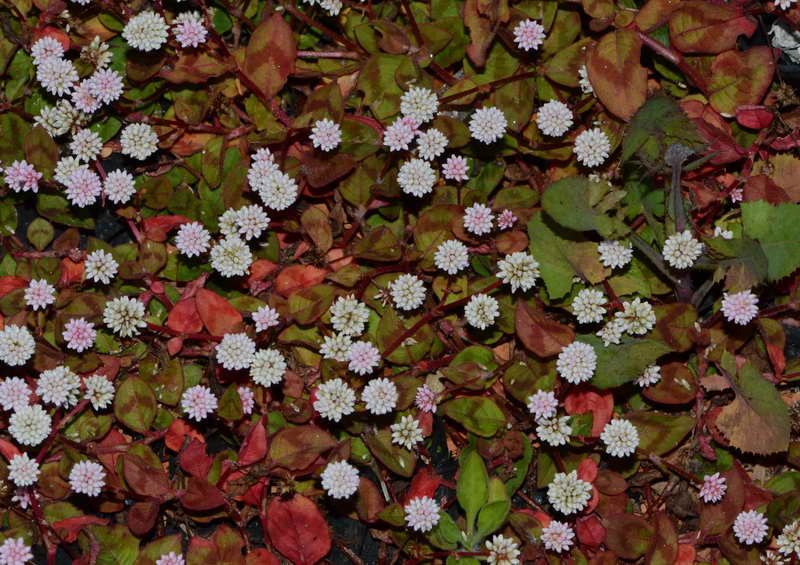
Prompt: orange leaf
<box><xmin>274</xmin><ymin>265</ymin><xmax>329</xmax><ymax>297</ymax></box>
<box><xmin>52</xmin><ymin>516</ymin><xmax>109</xmax><ymax>543</ymax></box>
<box><xmin>564</xmin><ymin>386</ymin><xmax>614</xmax><ymax>437</ymax></box>
<box><xmin>58</xmin><ymin>258</ymin><xmax>84</xmax><ymax>286</ymax></box>
<box><xmin>167</xmin><ymin>298</ymin><xmax>204</xmax><ymax>334</ymax></box>
<box><xmin>195</xmin><ymin>288</ymin><xmax>243</xmax><ymax>336</ymax></box>
<box><xmin>165</xmin><ymin>419</ymin><xmax>205</xmax><ymax>452</ymax></box>
<box><xmin>142</xmin><ymin>215</ymin><xmax>190</xmax><ymax>242</ymax></box>
<box><xmin>0</xmin><ymin>276</ymin><xmax>27</xmax><ymax>298</ymax></box>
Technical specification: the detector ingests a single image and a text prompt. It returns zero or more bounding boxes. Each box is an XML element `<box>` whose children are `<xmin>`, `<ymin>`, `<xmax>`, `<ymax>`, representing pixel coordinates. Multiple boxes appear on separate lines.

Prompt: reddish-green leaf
<box><xmin>241</xmin><ymin>13</ymin><xmax>296</xmax><ymax>99</ymax></box>
<box><xmin>708</xmin><ymin>47</ymin><xmax>774</xmax><ymax>117</ymax></box>
<box><xmin>515</xmin><ymin>301</ymin><xmax>574</xmax><ymax>358</ymax></box>
<box><xmin>603</xmin><ymin>514</ymin><xmax>654</xmax><ymax>559</ymax></box>
<box><xmin>586</xmin><ymin>29</ymin><xmax>647</xmax><ymax>121</ymax></box>
<box><xmin>195</xmin><ymin>288</ymin><xmax>243</xmax><ymax>336</ymax></box>
<box><xmin>268</xmin><ymin>425</ymin><xmax>336</xmax><ymax>471</ymax></box>
<box><xmin>669</xmin><ymin>2</ymin><xmax>756</xmax><ymax>54</ymax></box>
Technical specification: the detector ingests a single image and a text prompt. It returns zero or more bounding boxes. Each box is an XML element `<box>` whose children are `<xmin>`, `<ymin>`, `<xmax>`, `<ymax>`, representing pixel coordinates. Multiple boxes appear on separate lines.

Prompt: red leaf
<box><xmin>265</xmin><ymin>495</ymin><xmax>332</xmax><ymax>565</ymax></box>
<box><xmin>196</xmin><ymin>288</ymin><xmax>243</xmax><ymax>336</ymax></box>
<box><xmin>274</xmin><ymin>265</ymin><xmax>329</xmax><ymax>297</ymax></box>
<box><xmin>743</xmin><ymin>175</ymin><xmax>792</xmax><ymax>204</ymax></box>
<box><xmin>564</xmin><ymin>386</ymin><xmax>614</xmax><ymax>437</ymax></box>
<box><xmin>0</xmin><ymin>276</ymin><xmax>28</xmax><ymax>298</ymax></box>
<box><xmin>123</xmin><ymin>454</ymin><xmax>170</xmax><ymax>497</ymax></box>
<box><xmin>32</xmin><ymin>26</ymin><xmax>70</xmax><ymax>50</ymax></box>
<box><xmin>577</xmin><ymin>458</ymin><xmax>598</xmax><ymax>483</ymax></box>
<box><xmin>675</xmin><ymin>544</ymin><xmax>697</xmax><ymax>564</ymax></box>
<box><xmin>576</xmin><ymin>515</ymin><xmax>606</xmax><ymax>547</ymax></box>
<box><xmin>167</xmin><ymin>298</ymin><xmax>204</xmax><ymax>334</ymax></box>
<box><xmin>180</xmin><ymin>477</ymin><xmax>226</xmax><ymax>511</ymax></box>
<box><xmin>515</xmin><ymin>301</ymin><xmax>575</xmax><ymax>358</ymax></box>
<box><xmin>58</xmin><ymin>258</ymin><xmax>84</xmax><ymax>286</ymax></box>
<box><xmin>180</xmin><ymin>438</ymin><xmax>213</xmax><ymax>479</ymax></box>
<box><xmin>736</xmin><ymin>105</ymin><xmax>773</xmax><ymax>129</ymax></box>
<box><xmin>248</xmin><ymin>260</ymin><xmax>278</xmax><ymax>284</ymax></box>
<box><xmin>165</xmin><ymin>419</ymin><xmax>205</xmax><ymax>452</ymax></box>
<box><xmin>128</xmin><ymin>501</ymin><xmax>160</xmax><ymax>536</ymax></box>
<box><xmin>167</xmin><ymin>337</ymin><xmax>184</xmax><ymax>356</ymax></box>
<box><xmin>246</xmin><ymin>549</ymin><xmax>281</xmax><ymax>565</ymax></box>
<box><xmin>0</xmin><ymin>438</ymin><xmax>22</xmax><ymax>460</ymax></box>
<box><xmin>142</xmin><ymin>215</ymin><xmax>190</xmax><ymax>242</ymax></box>
<box><xmin>52</xmin><ymin>516</ymin><xmax>109</xmax><ymax>543</ymax></box>
<box><xmin>238</xmin><ymin>418</ymin><xmax>268</xmax><ymax>467</ymax></box>
<box><xmin>404</xmin><ymin>467</ymin><xmax>443</xmax><ymax>504</ymax></box>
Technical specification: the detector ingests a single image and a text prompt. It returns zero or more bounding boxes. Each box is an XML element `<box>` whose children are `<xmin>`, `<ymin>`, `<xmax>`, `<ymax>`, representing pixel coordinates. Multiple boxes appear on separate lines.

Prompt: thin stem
<box><xmin>439</xmin><ymin>71</ymin><xmax>538</xmax><ymax>104</ymax></box>
<box><xmin>637</xmin><ymin>31</ymin><xmax>708</xmax><ymax>95</ymax></box>
<box><xmin>297</xmin><ymin>50</ymin><xmax>362</xmax><ymax>59</ymax></box>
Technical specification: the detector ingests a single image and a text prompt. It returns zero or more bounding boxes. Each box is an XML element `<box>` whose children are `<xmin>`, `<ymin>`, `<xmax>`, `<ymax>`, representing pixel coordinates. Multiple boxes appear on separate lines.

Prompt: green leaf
<box><xmin>580</xmin><ymin>336</ymin><xmax>671</xmax><ymax>389</ymax></box>
<box><xmin>27</xmin><ymin>218</ymin><xmax>53</xmax><ymax>251</ymax></box>
<box><xmin>741</xmin><ymin>201</ymin><xmax>800</xmax><ymax>281</ymax></box>
<box><xmin>708</xmin><ymin>47</ymin><xmax>774</xmax><ymax>117</ymax></box>
<box><xmin>114</xmin><ymin>377</ymin><xmax>157</xmax><ymax>434</ymax></box>
<box><xmin>627</xmin><ymin>410</ymin><xmax>694</xmax><ymax>455</ymax></box>
<box><xmin>82</xmin><ymin>524</ymin><xmax>139</xmax><ymax>565</ymax></box>
<box><xmin>528</xmin><ymin>213</ymin><xmax>607</xmax><ymax>299</ymax></box>
<box><xmin>457</xmin><ymin>446</ymin><xmax>488</xmax><ymax>535</ymax></box>
<box><xmin>0</xmin><ymin>199</ymin><xmax>17</xmax><ymax>236</ymax></box>
<box><xmin>217</xmin><ymin>384</ymin><xmax>244</xmax><ymax>421</ymax></box>
<box><xmin>442</xmin><ymin>397</ymin><xmax>505</xmax><ymax>437</ymax></box>
<box><xmin>476</xmin><ymin>478</ymin><xmax>510</xmax><ymax>539</ymax></box>
<box><xmin>363</xmin><ymin>427</ymin><xmax>417</xmax><ymax>477</ymax></box>
<box><xmin>36</xmin><ymin>194</ymin><xmax>95</xmax><ymax>229</ymax></box>
<box><xmin>24</xmin><ymin>125</ymin><xmax>58</xmax><ymax>179</ymax></box>
<box><xmin>504</xmin><ymin>434</ymin><xmax>533</xmax><ymax>496</ymax></box>
<box><xmin>715</xmin><ymin>352</ymin><xmax>791</xmax><ymax>455</ymax></box>
<box><xmin>426</xmin><ymin>511</ymin><xmax>460</xmax><ymax>550</ymax></box>
<box><xmin>0</xmin><ymin>113</ymin><xmax>30</xmax><ymax>163</ymax></box>
<box><xmin>622</xmin><ymin>93</ymin><xmax>704</xmax><ymax>166</ymax></box>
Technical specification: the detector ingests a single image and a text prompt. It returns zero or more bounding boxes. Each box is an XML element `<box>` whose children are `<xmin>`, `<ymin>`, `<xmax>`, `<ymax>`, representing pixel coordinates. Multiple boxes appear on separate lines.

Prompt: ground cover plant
<box><xmin>2</xmin><ymin>0</ymin><xmax>800</xmax><ymax>563</ymax></box>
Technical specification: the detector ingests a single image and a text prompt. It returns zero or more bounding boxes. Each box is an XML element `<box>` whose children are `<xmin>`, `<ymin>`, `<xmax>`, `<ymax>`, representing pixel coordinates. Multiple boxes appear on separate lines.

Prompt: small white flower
<box><xmin>348</xmin><ymin>341</ymin><xmax>381</xmax><ymax>375</ymax></box>
<box><xmin>434</xmin><ymin>239</ymin><xmax>469</xmax><ymax>275</ymax></box>
<box><xmin>597</xmin><ymin>317</ymin><xmax>626</xmax><ymax>346</ymax></box>
<box><xmin>123</xmin><ymin>11</ymin><xmax>169</xmax><ymax>51</ymax></box>
<box><xmin>578</xmin><ymin>65</ymin><xmax>594</xmax><ymax>95</ymax></box>
<box><xmin>699</xmin><ymin>472</ymin><xmax>727</xmax><ymax>504</ymax></box>
<box><xmin>8</xmin><ymin>453</ymin><xmax>40</xmax><ymax>487</ymax></box>
<box><xmin>486</xmin><ymin>534</ymin><xmax>521</xmax><ymax>565</ymax></box>
<box><xmin>733</xmin><ymin>510</ymin><xmax>768</xmax><ymax>545</ymax></box>
<box><xmin>216</xmin><ymin>333</ymin><xmax>256</xmax><ymax>370</ymax></box>
<box><xmin>330</xmin><ymin>295</ymin><xmax>370</xmax><ymax>336</ymax></box>
<box><xmin>536</xmin><ymin>100</ymin><xmax>573</xmax><ymax>137</ymax></box>
<box><xmin>69</xmin><ymin>460</ymin><xmax>106</xmax><ymax>497</ymax></box>
<box><xmin>713</xmin><ymin>226</ymin><xmax>733</xmax><ymax>239</ymax></box>
<box><xmin>235</xmin><ymin>205</ymin><xmax>270</xmax><ymax>241</ymax></box>
<box><xmin>400</xmin><ymin>87</ymin><xmax>439</xmax><ymax>124</ymax></box>
<box><xmin>536</xmin><ymin>415</ymin><xmax>571</xmax><ymax>446</ymax></box>
<box><xmin>310</xmin><ymin>118</ymin><xmax>342</xmax><ymax>151</ymax></box>
<box><xmin>250</xmin><ymin>349</ymin><xmax>286</xmax><ymax>386</ymax></box>
<box><xmin>397</xmin><ymin>158</ymin><xmax>437</xmax><ymax>197</ymax></box>
<box><xmin>389</xmin><ymin>274</ymin><xmax>426</xmax><ymax>310</ymax></box>
<box><xmin>615</xmin><ymin>297</ymin><xmax>656</xmax><ymax>335</ymax></box>
<box><xmin>573</xmin><ymin>127</ymin><xmax>611</xmax><ymax>168</ymax></box>
<box><xmin>442</xmin><ymin>154</ymin><xmax>469</xmax><ymax>182</ymax></box>
<box><xmin>9</xmin><ymin>404</ymin><xmax>52</xmax><ymax>446</ymax></box>
<box><xmin>252</xmin><ymin>305</ymin><xmax>281</xmax><ymax>331</ymax></box>
<box><xmin>36</xmin><ymin>57</ymin><xmax>78</xmax><ymax>96</ymax></box>
<box><xmin>405</xmin><ymin>496</ymin><xmax>440</xmax><ymax>532</ymax></box>
<box><xmin>218</xmin><ymin>209</ymin><xmax>240</xmax><ymax>237</ymax></box>
<box><xmin>65</xmin><ymin>168</ymin><xmax>103</xmax><ymax>208</ymax></box>
<box><xmin>541</xmin><ymin>520</ymin><xmax>575</xmax><ymax>553</ymax></box>
<box><xmin>416</xmin><ymin>128</ymin><xmax>448</xmax><ymax>161</ymax></box>
<box><xmin>572</xmin><ymin>288</ymin><xmax>606</xmax><ymax>324</ymax></box>
<box><xmin>527</xmin><ymin>390</ymin><xmax>558</xmax><ymax>421</ymax></box>
<box><xmin>464</xmin><ymin>294</ymin><xmax>500</xmax><ymax>330</ymax></box>
<box><xmin>547</xmin><ymin>470</ymin><xmax>592</xmax><ymax>515</ymax></box>
<box><xmin>314</xmin><ymin>378</ymin><xmax>356</xmax><ymax>422</ymax></box>
<box><xmin>258</xmin><ymin>170</ymin><xmax>298</xmax><ymax>210</ymax></box>
<box><xmin>36</xmin><ymin>366</ymin><xmax>81</xmax><ymax>408</ymax></box>
<box><xmin>663</xmin><ymin>230</ymin><xmax>704</xmax><ymax>269</ymax></box>
<box><xmin>172</xmin><ymin>11</ymin><xmax>207</xmax><ymax>49</ymax></box>
<box><xmin>84</xmin><ymin>249</ymin><xmax>118</xmax><ymax>284</ymax></box>
<box><xmin>497</xmin><ymin>252</ymin><xmax>540</xmax><ymax>292</ymax></box>
<box><xmin>175</xmin><ymin>222</ymin><xmax>211</xmax><ymax>257</ymax></box>
<box><xmin>84</xmin><ymin>375</ymin><xmax>115</xmax><ymax>410</ymax></box>
<box><xmin>383</xmin><ymin>119</ymin><xmax>418</xmax><ymax>152</ymax></box>
<box><xmin>556</xmin><ymin>341</ymin><xmax>596</xmax><ymax>384</ymax></box>
<box><xmin>319</xmin><ymin>333</ymin><xmax>353</xmax><ymax>362</ymax></box>
<box><xmin>721</xmin><ymin>290</ymin><xmax>759</xmax><ymax>325</ymax></box>
<box><xmin>70</xmin><ymin>129</ymin><xmax>103</xmax><ymax>162</ymax></box>
<box><xmin>120</xmin><ymin>123</ymin><xmax>159</xmax><ymax>160</ymax></box>
<box><xmin>86</xmin><ymin>68</ymin><xmax>124</xmax><ymax>105</ymax></box>
<box><xmin>54</xmin><ymin>157</ymin><xmax>86</xmax><ymax>185</ymax></box>
<box><xmin>463</xmin><ymin>203</ymin><xmax>495</xmax><ymax>235</ymax></box>
<box><xmin>600</xmin><ymin>419</ymin><xmax>639</xmax><ymax>457</ymax></box>
<box><xmin>0</xmin><ymin>325</ymin><xmax>36</xmax><ymax>367</ymax></box>
<box><xmin>31</xmin><ymin>36</ymin><xmax>65</xmax><ymax>64</ymax></box>
<box><xmin>103</xmin><ymin>296</ymin><xmax>147</xmax><ymax>337</ymax></box>
<box><xmin>24</xmin><ymin>279</ymin><xmax>56</xmax><ymax>311</ymax></box>
<box><xmin>0</xmin><ymin>377</ymin><xmax>31</xmax><ymax>411</ymax></box>
<box><xmin>636</xmin><ymin>364</ymin><xmax>661</xmax><ymax>387</ymax></box>
<box><xmin>469</xmin><ymin>107</ymin><xmax>507</xmax><ymax>144</ymax></box>
<box><xmin>321</xmin><ymin>460</ymin><xmax>359</xmax><ymax>499</ymax></box>
<box><xmin>210</xmin><ymin>237</ymin><xmax>253</xmax><ymax>277</ymax></box>
<box><xmin>181</xmin><ymin>385</ymin><xmax>218</xmax><ymax>421</ymax></box>
<box><xmin>361</xmin><ymin>378</ymin><xmax>397</xmax><ymax>415</ymax></box>
<box><xmin>777</xmin><ymin>519</ymin><xmax>800</xmax><ymax>558</ymax></box>
<box><xmin>0</xmin><ymin>537</ymin><xmax>34</xmax><ymax>565</ymax></box>
<box><xmin>103</xmin><ymin>170</ymin><xmax>137</xmax><ymax>204</ymax></box>
<box><xmin>391</xmin><ymin>414</ymin><xmax>424</xmax><ymax>449</ymax></box>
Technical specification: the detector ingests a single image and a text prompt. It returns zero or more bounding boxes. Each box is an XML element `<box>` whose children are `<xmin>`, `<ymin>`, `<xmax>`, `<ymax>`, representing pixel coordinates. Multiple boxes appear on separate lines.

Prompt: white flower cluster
<box><xmin>247</xmin><ymin>148</ymin><xmax>299</xmax><ymax>211</ymax></box>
